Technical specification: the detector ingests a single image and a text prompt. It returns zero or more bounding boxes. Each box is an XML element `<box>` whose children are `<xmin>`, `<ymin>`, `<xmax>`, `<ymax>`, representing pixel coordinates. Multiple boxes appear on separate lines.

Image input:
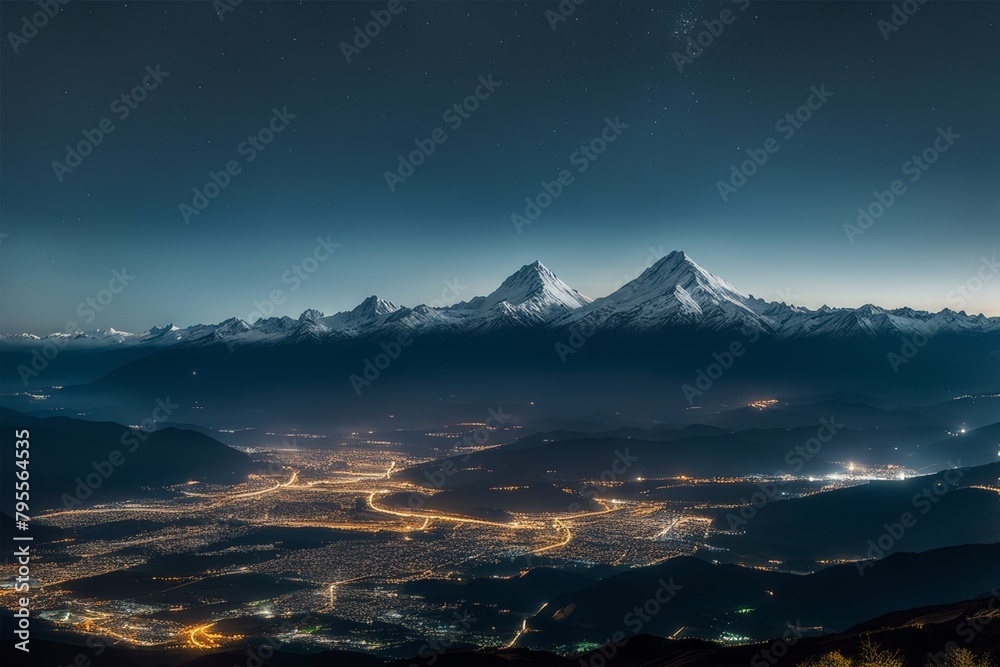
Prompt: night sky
<box><xmin>2</xmin><ymin>1</ymin><xmax>998</xmax><ymax>334</ymax></box>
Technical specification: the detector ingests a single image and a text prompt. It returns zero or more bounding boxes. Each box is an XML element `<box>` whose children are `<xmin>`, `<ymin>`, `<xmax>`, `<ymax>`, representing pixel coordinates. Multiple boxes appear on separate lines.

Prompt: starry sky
<box><xmin>1</xmin><ymin>1</ymin><xmax>998</xmax><ymax>334</ymax></box>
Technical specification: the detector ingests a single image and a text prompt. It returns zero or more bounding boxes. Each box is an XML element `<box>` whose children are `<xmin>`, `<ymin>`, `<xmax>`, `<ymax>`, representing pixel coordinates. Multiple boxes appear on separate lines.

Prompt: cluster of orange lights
<box><xmin>185</xmin><ymin>623</ymin><xmax>243</xmax><ymax>649</ymax></box>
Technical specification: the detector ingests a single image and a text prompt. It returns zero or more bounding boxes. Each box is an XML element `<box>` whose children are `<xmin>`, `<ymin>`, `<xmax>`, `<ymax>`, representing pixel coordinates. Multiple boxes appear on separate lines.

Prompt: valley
<box><xmin>3</xmin><ymin>393</ymin><xmax>998</xmax><ymax>660</ymax></box>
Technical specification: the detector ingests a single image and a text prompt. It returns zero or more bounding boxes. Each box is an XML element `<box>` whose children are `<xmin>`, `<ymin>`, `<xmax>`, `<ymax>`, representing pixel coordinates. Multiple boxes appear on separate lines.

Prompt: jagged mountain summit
<box><xmin>3</xmin><ymin>253</ymin><xmax>998</xmax><ymax>347</ymax></box>
<box><xmin>557</xmin><ymin>250</ymin><xmax>769</xmax><ymax>334</ymax></box>
<box><xmin>315</xmin><ymin>296</ymin><xmax>402</xmax><ymax>334</ymax></box>
<box><xmin>455</xmin><ymin>260</ymin><xmax>593</xmax><ymax>325</ymax></box>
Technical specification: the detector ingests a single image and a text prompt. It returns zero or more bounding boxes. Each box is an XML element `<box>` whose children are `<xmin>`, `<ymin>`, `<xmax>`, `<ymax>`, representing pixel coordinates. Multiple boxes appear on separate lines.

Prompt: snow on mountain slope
<box><xmin>0</xmin><ymin>328</ymin><xmax>143</xmax><ymax>347</ymax></box>
<box><xmin>462</xmin><ymin>261</ymin><xmax>591</xmax><ymax>311</ymax></box>
<box><xmin>253</xmin><ymin>316</ymin><xmax>299</xmax><ymax>334</ymax></box>
<box><xmin>452</xmin><ymin>261</ymin><xmax>592</xmax><ymax>330</ymax></box>
<box><xmin>556</xmin><ymin>251</ymin><xmax>771</xmax><ymax>334</ymax></box>
<box><xmin>298</xmin><ymin>308</ymin><xmax>325</xmax><ymax>323</ymax></box>
<box><xmin>760</xmin><ymin>303</ymin><xmax>1000</xmax><ymax>340</ymax></box>
<box><xmin>315</xmin><ymin>296</ymin><xmax>401</xmax><ymax>334</ymax></box>
<box><xmin>3</xmin><ymin>253</ymin><xmax>997</xmax><ymax>347</ymax></box>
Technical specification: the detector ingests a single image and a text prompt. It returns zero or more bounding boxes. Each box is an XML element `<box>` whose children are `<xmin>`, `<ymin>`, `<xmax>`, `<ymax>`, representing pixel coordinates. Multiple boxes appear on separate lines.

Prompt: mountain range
<box><xmin>5</xmin><ymin>252</ymin><xmax>999</xmax><ymax>347</ymax></box>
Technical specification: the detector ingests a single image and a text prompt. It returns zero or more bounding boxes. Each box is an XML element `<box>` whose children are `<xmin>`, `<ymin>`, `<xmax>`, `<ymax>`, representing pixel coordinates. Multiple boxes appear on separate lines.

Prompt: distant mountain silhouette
<box><xmin>5</xmin><ymin>583</ymin><xmax>998</xmax><ymax>667</ymax></box>
<box><xmin>403</xmin><ymin>567</ymin><xmax>600</xmax><ymax>614</ymax></box>
<box><xmin>517</xmin><ymin>543</ymin><xmax>1000</xmax><ymax>648</ymax></box>
<box><xmin>0</xmin><ymin>408</ymin><xmax>255</xmax><ymax>511</ymax></box>
<box><xmin>710</xmin><ymin>462</ymin><xmax>1000</xmax><ymax>563</ymax></box>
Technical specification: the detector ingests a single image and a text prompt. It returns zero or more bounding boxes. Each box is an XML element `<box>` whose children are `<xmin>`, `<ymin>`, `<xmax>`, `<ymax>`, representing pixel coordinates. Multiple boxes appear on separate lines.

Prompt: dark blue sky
<box><xmin>2</xmin><ymin>1</ymin><xmax>998</xmax><ymax>334</ymax></box>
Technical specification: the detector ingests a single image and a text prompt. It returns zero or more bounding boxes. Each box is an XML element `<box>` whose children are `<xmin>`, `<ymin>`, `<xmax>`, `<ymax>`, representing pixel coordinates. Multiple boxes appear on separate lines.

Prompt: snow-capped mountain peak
<box><xmin>211</xmin><ymin>318</ymin><xmax>253</xmax><ymax>337</ymax></box>
<box><xmin>298</xmin><ymin>308</ymin><xmax>325</xmax><ymax>323</ymax></box>
<box><xmin>253</xmin><ymin>316</ymin><xmax>298</xmax><ymax>334</ymax></box>
<box><xmin>471</xmin><ymin>261</ymin><xmax>591</xmax><ymax>310</ymax></box>
<box><xmin>314</xmin><ymin>296</ymin><xmax>401</xmax><ymax>334</ymax></box>
<box><xmin>352</xmin><ymin>296</ymin><xmax>400</xmax><ymax>318</ymax></box>
<box><xmin>3</xmin><ymin>253</ymin><xmax>997</xmax><ymax>348</ymax></box>
<box><xmin>443</xmin><ymin>261</ymin><xmax>592</xmax><ymax>329</ymax></box>
<box><xmin>620</xmin><ymin>250</ymin><xmax>748</xmax><ymax>304</ymax></box>
<box><xmin>145</xmin><ymin>324</ymin><xmax>178</xmax><ymax>336</ymax></box>
<box><xmin>557</xmin><ymin>250</ymin><xmax>766</xmax><ymax>333</ymax></box>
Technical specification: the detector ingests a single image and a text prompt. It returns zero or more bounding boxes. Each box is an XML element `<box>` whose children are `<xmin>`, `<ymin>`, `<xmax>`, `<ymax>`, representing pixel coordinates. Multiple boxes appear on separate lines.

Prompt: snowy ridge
<box><xmin>4</xmin><ymin>253</ymin><xmax>998</xmax><ymax>347</ymax></box>
<box><xmin>464</xmin><ymin>261</ymin><xmax>592</xmax><ymax>311</ymax></box>
<box><xmin>315</xmin><ymin>296</ymin><xmax>402</xmax><ymax>335</ymax></box>
<box><xmin>454</xmin><ymin>261</ymin><xmax>593</xmax><ymax>328</ymax></box>
<box><xmin>556</xmin><ymin>251</ymin><xmax>770</xmax><ymax>334</ymax></box>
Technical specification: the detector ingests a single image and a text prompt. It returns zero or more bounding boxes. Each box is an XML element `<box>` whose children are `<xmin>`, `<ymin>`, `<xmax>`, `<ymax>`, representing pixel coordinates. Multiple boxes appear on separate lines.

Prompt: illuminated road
<box><xmin>365</xmin><ymin>482</ymin><xmax>624</xmax><ymax>562</ymax></box>
<box><xmin>223</xmin><ymin>470</ymin><xmax>299</xmax><ymax>500</ymax></box>
<box><xmin>530</xmin><ymin>519</ymin><xmax>571</xmax><ymax>555</ymax></box>
<box><xmin>22</xmin><ymin>460</ymin><xmax>644</xmax><ymax>652</ymax></box>
<box><xmin>654</xmin><ymin>518</ymin><xmax>680</xmax><ymax>539</ymax></box>
<box><xmin>507</xmin><ymin>602</ymin><xmax>547</xmax><ymax>648</ymax></box>
<box><xmin>186</xmin><ymin>622</ymin><xmax>230</xmax><ymax>649</ymax></box>
<box><xmin>38</xmin><ymin>506</ymin><xmax>185</xmax><ymax>520</ymax></box>
<box><xmin>367</xmin><ymin>490</ymin><xmax>520</xmax><ymax>528</ymax></box>
<box><xmin>39</xmin><ymin>470</ymin><xmax>301</xmax><ymax>520</ymax></box>
<box><xmin>188</xmin><ymin>624</ymin><xmax>216</xmax><ymax>649</ymax></box>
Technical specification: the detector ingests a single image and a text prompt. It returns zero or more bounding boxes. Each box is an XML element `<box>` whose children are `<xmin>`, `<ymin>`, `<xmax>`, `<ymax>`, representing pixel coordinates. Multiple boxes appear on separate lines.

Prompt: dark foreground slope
<box><xmin>3</xmin><ymin>593</ymin><xmax>998</xmax><ymax>667</ymax></box>
<box><xmin>0</xmin><ymin>408</ymin><xmax>256</xmax><ymax>512</ymax></box>
<box><xmin>518</xmin><ymin>544</ymin><xmax>1000</xmax><ymax>648</ymax></box>
<box><xmin>47</xmin><ymin>324</ymin><xmax>1000</xmax><ymax>433</ymax></box>
<box><xmin>709</xmin><ymin>463</ymin><xmax>1000</xmax><ymax>563</ymax></box>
